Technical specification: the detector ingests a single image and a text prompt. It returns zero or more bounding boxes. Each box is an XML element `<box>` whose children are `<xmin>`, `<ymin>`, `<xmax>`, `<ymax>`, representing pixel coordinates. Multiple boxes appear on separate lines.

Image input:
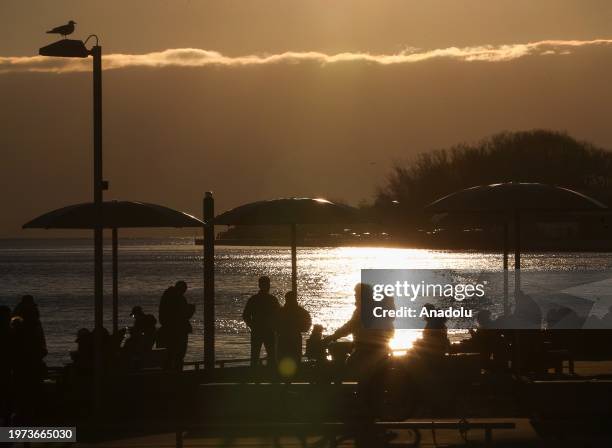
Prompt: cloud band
<box><xmin>1</xmin><ymin>39</ymin><xmax>611</xmax><ymax>74</ymax></box>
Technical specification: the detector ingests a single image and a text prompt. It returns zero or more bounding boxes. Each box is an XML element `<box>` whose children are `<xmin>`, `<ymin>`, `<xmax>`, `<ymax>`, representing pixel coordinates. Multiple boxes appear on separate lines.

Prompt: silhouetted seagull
<box><xmin>46</xmin><ymin>20</ymin><xmax>76</xmax><ymax>38</ymax></box>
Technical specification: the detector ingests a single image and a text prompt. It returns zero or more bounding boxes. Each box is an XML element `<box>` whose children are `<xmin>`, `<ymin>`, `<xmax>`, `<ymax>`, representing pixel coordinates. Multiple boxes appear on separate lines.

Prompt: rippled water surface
<box><xmin>2</xmin><ymin>238</ymin><xmax>612</xmax><ymax>366</ymax></box>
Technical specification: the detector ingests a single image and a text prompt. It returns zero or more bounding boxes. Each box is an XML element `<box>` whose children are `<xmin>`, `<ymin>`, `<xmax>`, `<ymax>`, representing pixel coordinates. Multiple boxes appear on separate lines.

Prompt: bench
<box><xmin>174</xmin><ymin>419</ymin><xmax>516</xmax><ymax>447</ymax></box>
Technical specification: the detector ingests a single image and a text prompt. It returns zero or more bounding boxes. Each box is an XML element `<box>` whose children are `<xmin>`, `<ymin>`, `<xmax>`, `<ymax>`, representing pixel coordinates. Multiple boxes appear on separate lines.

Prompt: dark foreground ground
<box><xmin>19</xmin><ymin>360</ymin><xmax>608</xmax><ymax>447</ymax></box>
<box><xmin>74</xmin><ymin>418</ymin><xmax>534</xmax><ymax>447</ymax></box>
<box><xmin>62</xmin><ymin>417</ymin><xmax>612</xmax><ymax>447</ymax></box>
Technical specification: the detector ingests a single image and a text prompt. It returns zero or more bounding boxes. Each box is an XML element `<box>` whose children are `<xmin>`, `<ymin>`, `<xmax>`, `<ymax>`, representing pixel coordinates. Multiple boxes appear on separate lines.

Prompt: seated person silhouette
<box><xmin>70</xmin><ymin>328</ymin><xmax>94</xmax><ymax>373</ymax></box>
<box><xmin>305</xmin><ymin>324</ymin><xmax>327</xmax><ymax>363</ymax></box>
<box><xmin>414</xmin><ymin>303</ymin><xmax>450</xmax><ymax>359</ymax></box>
<box><xmin>124</xmin><ymin>306</ymin><xmax>158</xmax><ymax>355</ymax></box>
<box><xmin>468</xmin><ymin>309</ymin><xmax>506</xmax><ymax>370</ymax></box>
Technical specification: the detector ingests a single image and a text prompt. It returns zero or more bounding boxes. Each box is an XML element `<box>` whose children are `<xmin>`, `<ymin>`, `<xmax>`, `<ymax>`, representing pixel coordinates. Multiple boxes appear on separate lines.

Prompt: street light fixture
<box><xmin>39</xmin><ymin>34</ymin><xmax>106</xmax><ymax>409</ymax></box>
<box><xmin>39</xmin><ymin>38</ymin><xmax>90</xmax><ymax>58</ymax></box>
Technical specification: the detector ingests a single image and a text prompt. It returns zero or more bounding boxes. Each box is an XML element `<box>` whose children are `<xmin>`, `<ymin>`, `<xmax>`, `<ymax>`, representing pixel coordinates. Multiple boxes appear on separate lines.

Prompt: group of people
<box><xmin>69</xmin><ymin>306</ymin><xmax>157</xmax><ymax>373</ymax></box>
<box><xmin>1</xmin><ymin>279</ymin><xmax>454</xmax><ymax>395</ymax></box>
<box><xmin>0</xmin><ymin>280</ymin><xmax>477</xmax><ymax>426</ymax></box>
<box><xmin>69</xmin><ymin>280</ymin><xmax>196</xmax><ymax>372</ymax></box>
<box><xmin>243</xmin><ymin>276</ymin><xmax>312</xmax><ymax>367</ymax></box>
<box><xmin>242</xmin><ymin>278</ymin><xmax>401</xmax><ymax>381</ymax></box>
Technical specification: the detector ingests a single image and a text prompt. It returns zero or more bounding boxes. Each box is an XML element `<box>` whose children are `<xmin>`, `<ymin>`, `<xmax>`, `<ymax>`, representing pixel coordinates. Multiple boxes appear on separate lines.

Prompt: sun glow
<box><xmin>389</xmin><ymin>329</ymin><xmax>421</xmax><ymax>356</ymax></box>
<box><xmin>302</xmin><ymin>247</ymin><xmax>491</xmax><ymax>356</ymax></box>
<box><xmin>306</xmin><ymin>247</ymin><xmax>446</xmax><ymax>356</ymax></box>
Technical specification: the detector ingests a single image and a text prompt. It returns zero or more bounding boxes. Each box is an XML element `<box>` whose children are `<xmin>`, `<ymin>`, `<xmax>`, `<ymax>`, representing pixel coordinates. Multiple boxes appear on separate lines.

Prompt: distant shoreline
<box><xmin>3</xmin><ymin>236</ymin><xmax>612</xmax><ymax>253</ymax></box>
<box><xmin>210</xmin><ymin>238</ymin><xmax>612</xmax><ymax>253</ymax></box>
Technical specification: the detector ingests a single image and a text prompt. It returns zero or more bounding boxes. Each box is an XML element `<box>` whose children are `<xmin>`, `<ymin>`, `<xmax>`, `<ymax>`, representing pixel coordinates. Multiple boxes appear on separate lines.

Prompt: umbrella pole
<box><xmin>513</xmin><ymin>210</ymin><xmax>522</xmax><ymax>373</ymax></box>
<box><xmin>514</xmin><ymin>210</ymin><xmax>521</xmax><ymax>289</ymax></box>
<box><xmin>291</xmin><ymin>223</ymin><xmax>297</xmax><ymax>295</ymax></box>
<box><xmin>112</xmin><ymin>227</ymin><xmax>118</xmax><ymax>335</ymax></box>
<box><xmin>503</xmin><ymin>221</ymin><xmax>509</xmax><ymax>316</ymax></box>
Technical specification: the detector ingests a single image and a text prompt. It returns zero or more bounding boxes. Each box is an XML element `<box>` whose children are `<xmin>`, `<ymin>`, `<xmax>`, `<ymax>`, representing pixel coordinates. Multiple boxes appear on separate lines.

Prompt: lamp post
<box><xmin>40</xmin><ymin>36</ymin><xmax>106</xmax><ymax>409</ymax></box>
<box><xmin>203</xmin><ymin>192</ymin><xmax>215</xmax><ymax>370</ymax></box>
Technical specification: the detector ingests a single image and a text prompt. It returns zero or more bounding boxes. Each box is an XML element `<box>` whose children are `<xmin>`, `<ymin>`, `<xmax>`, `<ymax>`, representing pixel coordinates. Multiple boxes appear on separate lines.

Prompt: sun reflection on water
<box><xmin>303</xmin><ymin>247</ymin><xmax>490</xmax><ymax>354</ymax></box>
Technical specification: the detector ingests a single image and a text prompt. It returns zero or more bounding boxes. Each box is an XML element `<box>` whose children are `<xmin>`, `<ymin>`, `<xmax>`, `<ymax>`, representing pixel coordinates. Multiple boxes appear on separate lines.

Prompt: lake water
<box><xmin>2</xmin><ymin>238</ymin><xmax>612</xmax><ymax>366</ymax></box>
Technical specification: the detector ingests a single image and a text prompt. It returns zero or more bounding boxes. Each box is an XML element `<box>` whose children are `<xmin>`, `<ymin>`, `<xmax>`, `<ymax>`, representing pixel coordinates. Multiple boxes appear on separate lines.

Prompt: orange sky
<box><xmin>2</xmin><ymin>1</ymin><xmax>612</xmax><ymax>55</ymax></box>
<box><xmin>2</xmin><ymin>1</ymin><xmax>612</xmax><ymax>236</ymax></box>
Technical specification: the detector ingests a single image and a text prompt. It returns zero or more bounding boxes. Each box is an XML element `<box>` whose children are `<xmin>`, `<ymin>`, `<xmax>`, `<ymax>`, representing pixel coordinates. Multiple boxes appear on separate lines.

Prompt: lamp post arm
<box><xmin>84</xmin><ymin>34</ymin><xmax>100</xmax><ymax>48</ymax></box>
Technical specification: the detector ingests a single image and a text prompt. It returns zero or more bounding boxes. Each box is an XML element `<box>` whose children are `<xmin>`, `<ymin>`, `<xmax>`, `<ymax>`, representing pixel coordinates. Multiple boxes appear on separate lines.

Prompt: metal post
<box><xmin>112</xmin><ymin>227</ymin><xmax>118</xmax><ymax>334</ymax></box>
<box><xmin>503</xmin><ymin>221</ymin><xmax>509</xmax><ymax>316</ymax></box>
<box><xmin>92</xmin><ymin>44</ymin><xmax>104</xmax><ymax>408</ymax></box>
<box><xmin>291</xmin><ymin>224</ymin><xmax>297</xmax><ymax>295</ymax></box>
<box><xmin>514</xmin><ymin>210</ymin><xmax>521</xmax><ymax>271</ymax></box>
<box><xmin>514</xmin><ymin>210</ymin><xmax>521</xmax><ymax>296</ymax></box>
<box><xmin>513</xmin><ymin>210</ymin><xmax>522</xmax><ymax>373</ymax></box>
<box><xmin>203</xmin><ymin>192</ymin><xmax>215</xmax><ymax>369</ymax></box>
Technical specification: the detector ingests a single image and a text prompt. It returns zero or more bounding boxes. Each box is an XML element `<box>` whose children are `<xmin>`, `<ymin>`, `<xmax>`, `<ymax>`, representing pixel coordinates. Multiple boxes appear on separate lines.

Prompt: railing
<box><xmin>183</xmin><ymin>358</ymin><xmax>253</xmax><ymax>370</ymax></box>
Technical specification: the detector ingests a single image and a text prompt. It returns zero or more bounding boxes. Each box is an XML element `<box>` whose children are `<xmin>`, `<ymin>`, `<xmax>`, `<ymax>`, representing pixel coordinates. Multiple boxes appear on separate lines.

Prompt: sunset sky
<box><xmin>2</xmin><ymin>1</ymin><xmax>612</xmax><ymax>236</ymax></box>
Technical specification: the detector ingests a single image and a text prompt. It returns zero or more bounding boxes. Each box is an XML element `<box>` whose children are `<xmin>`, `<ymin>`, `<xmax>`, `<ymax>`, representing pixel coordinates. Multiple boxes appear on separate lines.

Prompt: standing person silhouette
<box><xmin>0</xmin><ymin>306</ymin><xmax>11</xmax><ymax>425</ymax></box>
<box><xmin>159</xmin><ymin>281</ymin><xmax>195</xmax><ymax>370</ymax></box>
<box><xmin>243</xmin><ymin>276</ymin><xmax>280</xmax><ymax>367</ymax></box>
<box><xmin>11</xmin><ymin>295</ymin><xmax>47</xmax><ymax>425</ymax></box>
<box><xmin>277</xmin><ymin>291</ymin><xmax>312</xmax><ymax>367</ymax></box>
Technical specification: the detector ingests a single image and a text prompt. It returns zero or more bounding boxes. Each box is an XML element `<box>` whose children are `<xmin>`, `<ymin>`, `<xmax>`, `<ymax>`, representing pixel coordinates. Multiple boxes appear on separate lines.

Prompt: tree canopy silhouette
<box><xmin>375</xmin><ymin>130</ymin><xmax>612</xmax><ymax>227</ymax></box>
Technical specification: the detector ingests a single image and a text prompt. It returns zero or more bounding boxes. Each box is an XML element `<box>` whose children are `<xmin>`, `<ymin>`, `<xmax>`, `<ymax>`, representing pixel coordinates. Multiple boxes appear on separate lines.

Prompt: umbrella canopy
<box><xmin>23</xmin><ymin>201</ymin><xmax>203</xmax><ymax>333</ymax></box>
<box><xmin>426</xmin><ymin>182</ymin><xmax>607</xmax><ymax>336</ymax></box>
<box><xmin>427</xmin><ymin>182</ymin><xmax>606</xmax><ymax>214</ymax></box>
<box><xmin>23</xmin><ymin>200</ymin><xmax>203</xmax><ymax>229</ymax></box>
<box><xmin>215</xmin><ymin>197</ymin><xmax>358</xmax><ymax>226</ymax></box>
<box><xmin>426</xmin><ymin>183</ymin><xmax>606</xmax><ymax>267</ymax></box>
<box><xmin>215</xmin><ymin>198</ymin><xmax>360</xmax><ymax>295</ymax></box>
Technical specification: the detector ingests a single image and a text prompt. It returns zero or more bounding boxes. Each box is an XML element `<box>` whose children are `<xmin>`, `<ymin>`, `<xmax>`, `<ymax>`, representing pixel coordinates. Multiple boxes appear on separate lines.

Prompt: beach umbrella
<box><xmin>215</xmin><ymin>198</ymin><xmax>359</xmax><ymax>294</ymax></box>
<box><xmin>427</xmin><ymin>182</ymin><xmax>606</xmax><ymax>268</ymax></box>
<box><xmin>23</xmin><ymin>201</ymin><xmax>203</xmax><ymax>333</ymax></box>
<box><xmin>427</xmin><ymin>182</ymin><xmax>606</xmax><ymax>315</ymax></box>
